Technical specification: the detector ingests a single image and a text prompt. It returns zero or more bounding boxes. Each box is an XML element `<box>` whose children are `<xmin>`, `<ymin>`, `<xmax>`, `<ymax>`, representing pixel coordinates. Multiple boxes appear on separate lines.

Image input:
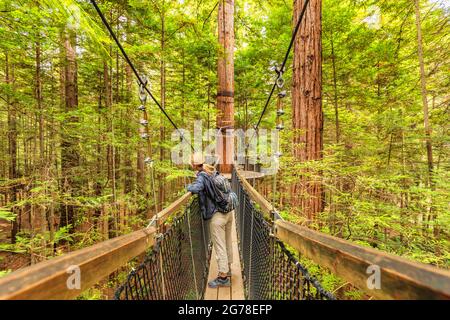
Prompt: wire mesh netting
<box><xmin>232</xmin><ymin>169</ymin><xmax>336</xmax><ymax>300</ymax></box>
<box><xmin>114</xmin><ymin>198</ymin><xmax>212</xmax><ymax>300</ymax></box>
<box><xmin>115</xmin><ymin>170</ymin><xmax>334</xmax><ymax>300</ymax></box>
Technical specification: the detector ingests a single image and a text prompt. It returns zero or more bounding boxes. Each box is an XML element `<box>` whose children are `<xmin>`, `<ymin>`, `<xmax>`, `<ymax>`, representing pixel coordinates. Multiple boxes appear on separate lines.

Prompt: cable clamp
<box><xmin>276</xmin><ymin>75</ymin><xmax>285</xmax><ymax>89</ymax></box>
<box><xmin>139</xmin><ymin>76</ymin><xmax>148</xmax><ymax>103</ymax></box>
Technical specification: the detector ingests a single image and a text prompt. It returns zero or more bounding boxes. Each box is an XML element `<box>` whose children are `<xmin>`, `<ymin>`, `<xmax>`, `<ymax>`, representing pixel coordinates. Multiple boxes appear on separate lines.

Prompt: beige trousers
<box><xmin>210</xmin><ymin>210</ymin><xmax>234</xmax><ymax>274</ymax></box>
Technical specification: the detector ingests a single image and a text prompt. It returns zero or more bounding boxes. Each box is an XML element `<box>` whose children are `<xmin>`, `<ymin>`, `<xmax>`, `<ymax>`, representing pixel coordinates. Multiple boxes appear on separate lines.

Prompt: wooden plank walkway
<box><xmin>223</xmin><ymin>170</ymin><xmax>264</xmax><ymax>180</ymax></box>
<box><xmin>204</xmin><ymin>212</ymin><xmax>245</xmax><ymax>300</ymax></box>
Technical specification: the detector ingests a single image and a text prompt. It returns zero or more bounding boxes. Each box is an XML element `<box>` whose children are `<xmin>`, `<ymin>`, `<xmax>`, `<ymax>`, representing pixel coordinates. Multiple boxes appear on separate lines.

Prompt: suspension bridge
<box><xmin>0</xmin><ymin>0</ymin><xmax>449</xmax><ymax>300</ymax></box>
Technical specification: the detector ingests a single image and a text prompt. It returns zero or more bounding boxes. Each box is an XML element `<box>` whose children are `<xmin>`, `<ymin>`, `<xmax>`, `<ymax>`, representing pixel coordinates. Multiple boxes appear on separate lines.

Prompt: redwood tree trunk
<box><xmin>216</xmin><ymin>0</ymin><xmax>235</xmax><ymax>173</ymax></box>
<box><xmin>292</xmin><ymin>0</ymin><xmax>323</xmax><ymax>220</ymax></box>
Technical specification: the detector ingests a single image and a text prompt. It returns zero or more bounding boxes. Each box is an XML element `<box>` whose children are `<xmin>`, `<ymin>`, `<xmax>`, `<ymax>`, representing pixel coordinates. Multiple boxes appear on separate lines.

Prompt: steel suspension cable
<box><xmin>90</xmin><ymin>0</ymin><xmax>195</xmax><ymax>152</ymax></box>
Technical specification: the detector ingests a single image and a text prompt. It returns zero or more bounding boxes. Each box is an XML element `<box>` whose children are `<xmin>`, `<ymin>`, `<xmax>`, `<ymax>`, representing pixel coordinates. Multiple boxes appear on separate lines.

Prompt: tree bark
<box><xmin>6</xmin><ymin>52</ymin><xmax>18</xmax><ymax>243</ymax></box>
<box><xmin>292</xmin><ymin>0</ymin><xmax>323</xmax><ymax>220</ymax></box>
<box><xmin>414</xmin><ymin>0</ymin><xmax>437</xmax><ymax>238</ymax></box>
<box><xmin>35</xmin><ymin>37</ymin><xmax>47</xmax><ymax>257</ymax></box>
<box><xmin>104</xmin><ymin>61</ymin><xmax>114</xmax><ymax>191</ymax></box>
<box><xmin>104</xmin><ymin>60</ymin><xmax>117</xmax><ymax>238</ymax></box>
<box><xmin>60</xmin><ymin>31</ymin><xmax>80</xmax><ymax>233</ymax></box>
<box><xmin>94</xmin><ymin>70</ymin><xmax>103</xmax><ymax>228</ymax></box>
<box><xmin>217</xmin><ymin>0</ymin><xmax>235</xmax><ymax>173</ymax></box>
<box><xmin>123</xmin><ymin>63</ymin><xmax>134</xmax><ymax>194</ymax></box>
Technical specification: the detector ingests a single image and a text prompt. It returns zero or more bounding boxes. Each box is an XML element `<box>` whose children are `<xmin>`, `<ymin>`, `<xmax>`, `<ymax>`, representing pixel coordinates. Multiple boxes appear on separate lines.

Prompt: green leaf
<box><xmin>0</xmin><ymin>208</ymin><xmax>16</xmax><ymax>222</ymax></box>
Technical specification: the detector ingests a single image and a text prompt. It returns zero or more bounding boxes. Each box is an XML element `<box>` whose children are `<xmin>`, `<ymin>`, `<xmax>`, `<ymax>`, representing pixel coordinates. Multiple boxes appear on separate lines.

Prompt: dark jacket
<box><xmin>187</xmin><ymin>171</ymin><xmax>218</xmax><ymax>220</ymax></box>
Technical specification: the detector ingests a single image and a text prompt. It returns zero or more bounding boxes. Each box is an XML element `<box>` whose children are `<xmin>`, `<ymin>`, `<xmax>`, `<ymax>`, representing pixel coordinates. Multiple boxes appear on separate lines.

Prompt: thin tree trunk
<box><xmin>35</xmin><ymin>38</ymin><xmax>47</xmax><ymax>258</ymax></box>
<box><xmin>124</xmin><ymin>64</ymin><xmax>134</xmax><ymax>194</ymax></box>
<box><xmin>414</xmin><ymin>0</ymin><xmax>437</xmax><ymax>237</ymax></box>
<box><xmin>95</xmin><ymin>70</ymin><xmax>103</xmax><ymax>202</ymax></box>
<box><xmin>60</xmin><ymin>31</ymin><xmax>79</xmax><ymax>233</ymax></box>
<box><xmin>159</xmin><ymin>0</ymin><xmax>166</xmax><ymax>211</ymax></box>
<box><xmin>104</xmin><ymin>60</ymin><xmax>117</xmax><ymax>238</ymax></box>
<box><xmin>6</xmin><ymin>52</ymin><xmax>18</xmax><ymax>243</ymax></box>
<box><xmin>414</xmin><ymin>0</ymin><xmax>433</xmax><ymax>177</ymax></box>
<box><xmin>330</xmin><ymin>31</ymin><xmax>339</xmax><ymax>144</ymax></box>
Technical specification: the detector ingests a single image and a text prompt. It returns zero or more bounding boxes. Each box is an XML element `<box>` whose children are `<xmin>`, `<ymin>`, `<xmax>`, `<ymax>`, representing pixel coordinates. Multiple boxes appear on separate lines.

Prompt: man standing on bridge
<box><xmin>187</xmin><ymin>153</ymin><xmax>235</xmax><ymax>288</ymax></box>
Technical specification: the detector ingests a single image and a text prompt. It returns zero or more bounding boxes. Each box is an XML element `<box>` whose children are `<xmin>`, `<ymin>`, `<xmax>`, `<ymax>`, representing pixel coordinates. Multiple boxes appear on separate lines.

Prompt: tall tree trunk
<box><xmin>60</xmin><ymin>31</ymin><xmax>79</xmax><ymax>233</ymax></box>
<box><xmin>414</xmin><ymin>0</ymin><xmax>433</xmax><ymax>177</ymax></box>
<box><xmin>217</xmin><ymin>0</ymin><xmax>235</xmax><ymax>173</ymax></box>
<box><xmin>330</xmin><ymin>31</ymin><xmax>339</xmax><ymax>144</ymax></box>
<box><xmin>35</xmin><ymin>37</ymin><xmax>47</xmax><ymax>257</ymax></box>
<box><xmin>35</xmin><ymin>41</ymin><xmax>45</xmax><ymax>165</ymax></box>
<box><xmin>414</xmin><ymin>0</ymin><xmax>436</xmax><ymax>237</ymax></box>
<box><xmin>104</xmin><ymin>61</ymin><xmax>114</xmax><ymax>193</ymax></box>
<box><xmin>159</xmin><ymin>0</ymin><xmax>166</xmax><ymax>210</ymax></box>
<box><xmin>123</xmin><ymin>64</ymin><xmax>134</xmax><ymax>194</ymax></box>
<box><xmin>104</xmin><ymin>60</ymin><xmax>117</xmax><ymax>238</ymax></box>
<box><xmin>292</xmin><ymin>0</ymin><xmax>323</xmax><ymax>220</ymax></box>
<box><xmin>94</xmin><ymin>70</ymin><xmax>103</xmax><ymax>229</ymax></box>
<box><xmin>6</xmin><ymin>52</ymin><xmax>18</xmax><ymax>243</ymax></box>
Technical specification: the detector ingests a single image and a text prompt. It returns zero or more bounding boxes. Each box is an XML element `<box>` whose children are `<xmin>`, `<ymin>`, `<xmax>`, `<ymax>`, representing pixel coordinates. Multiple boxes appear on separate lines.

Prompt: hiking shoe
<box><xmin>208</xmin><ymin>277</ymin><xmax>231</xmax><ymax>288</ymax></box>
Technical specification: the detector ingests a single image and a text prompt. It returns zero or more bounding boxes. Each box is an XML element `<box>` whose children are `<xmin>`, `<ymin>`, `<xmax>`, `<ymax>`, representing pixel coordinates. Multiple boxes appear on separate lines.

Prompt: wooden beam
<box><xmin>0</xmin><ymin>193</ymin><xmax>193</xmax><ymax>300</ymax></box>
<box><xmin>274</xmin><ymin>219</ymin><xmax>450</xmax><ymax>300</ymax></box>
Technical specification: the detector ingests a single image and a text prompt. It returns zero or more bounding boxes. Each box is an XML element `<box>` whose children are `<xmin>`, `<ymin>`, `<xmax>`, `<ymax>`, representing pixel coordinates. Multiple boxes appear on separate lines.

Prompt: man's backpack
<box><xmin>206</xmin><ymin>172</ymin><xmax>238</xmax><ymax>213</ymax></box>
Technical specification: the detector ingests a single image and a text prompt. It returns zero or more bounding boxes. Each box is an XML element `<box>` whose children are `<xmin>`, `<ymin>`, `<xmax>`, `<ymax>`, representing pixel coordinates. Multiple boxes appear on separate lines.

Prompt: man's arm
<box><xmin>187</xmin><ymin>174</ymin><xmax>205</xmax><ymax>194</ymax></box>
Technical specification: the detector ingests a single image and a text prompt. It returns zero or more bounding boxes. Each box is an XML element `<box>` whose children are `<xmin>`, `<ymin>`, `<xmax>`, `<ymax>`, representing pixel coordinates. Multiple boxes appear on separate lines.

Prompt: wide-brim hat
<box><xmin>191</xmin><ymin>152</ymin><xmax>205</xmax><ymax>166</ymax></box>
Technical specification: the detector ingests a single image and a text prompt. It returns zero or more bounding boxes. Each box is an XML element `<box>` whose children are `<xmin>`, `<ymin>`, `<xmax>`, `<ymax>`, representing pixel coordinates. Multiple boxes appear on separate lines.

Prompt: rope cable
<box><xmin>90</xmin><ymin>0</ymin><xmax>195</xmax><ymax>152</ymax></box>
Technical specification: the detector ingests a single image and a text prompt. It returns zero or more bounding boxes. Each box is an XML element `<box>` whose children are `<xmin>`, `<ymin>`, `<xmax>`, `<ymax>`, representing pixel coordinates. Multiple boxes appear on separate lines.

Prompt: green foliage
<box><xmin>0</xmin><ymin>226</ymin><xmax>73</xmax><ymax>255</ymax></box>
<box><xmin>76</xmin><ymin>287</ymin><xmax>104</xmax><ymax>300</ymax></box>
<box><xmin>0</xmin><ymin>208</ymin><xmax>16</xmax><ymax>222</ymax></box>
<box><xmin>0</xmin><ymin>243</ymin><xmax>26</xmax><ymax>253</ymax></box>
<box><xmin>0</xmin><ymin>270</ymin><xmax>12</xmax><ymax>278</ymax></box>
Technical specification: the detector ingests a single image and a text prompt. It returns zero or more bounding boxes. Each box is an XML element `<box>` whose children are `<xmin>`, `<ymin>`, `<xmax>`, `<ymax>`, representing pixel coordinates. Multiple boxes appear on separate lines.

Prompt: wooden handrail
<box><xmin>236</xmin><ymin>169</ymin><xmax>450</xmax><ymax>300</ymax></box>
<box><xmin>236</xmin><ymin>169</ymin><xmax>273</xmax><ymax>215</ymax></box>
<box><xmin>275</xmin><ymin>220</ymin><xmax>450</xmax><ymax>300</ymax></box>
<box><xmin>0</xmin><ymin>193</ymin><xmax>192</xmax><ymax>300</ymax></box>
<box><xmin>155</xmin><ymin>192</ymin><xmax>192</xmax><ymax>224</ymax></box>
